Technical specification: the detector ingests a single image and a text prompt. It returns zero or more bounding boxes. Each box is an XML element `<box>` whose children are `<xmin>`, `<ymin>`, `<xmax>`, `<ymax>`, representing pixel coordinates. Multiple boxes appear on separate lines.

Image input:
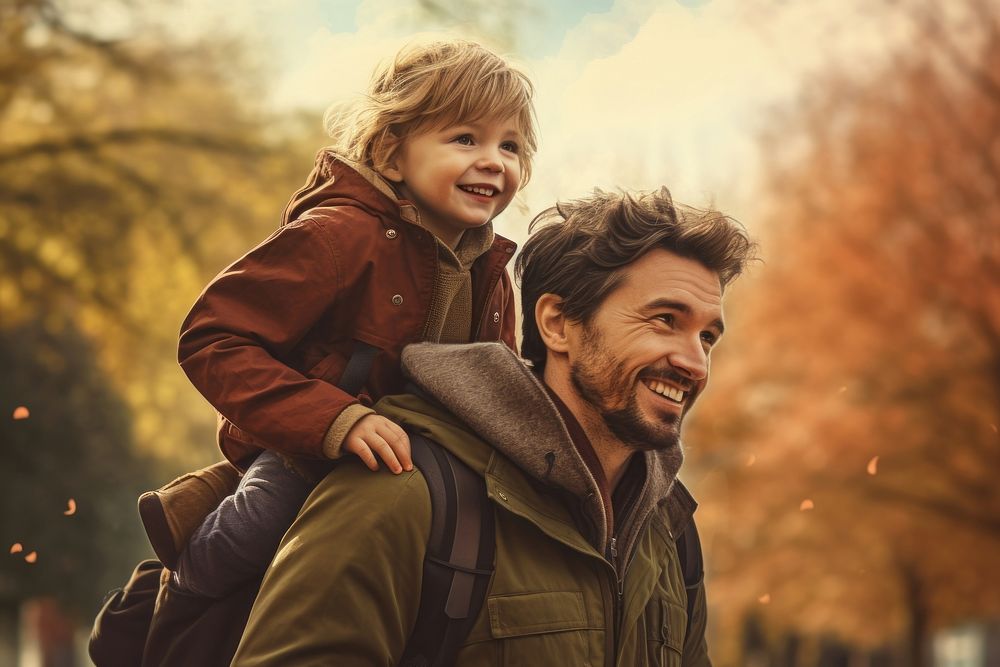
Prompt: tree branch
<box><xmin>0</xmin><ymin>128</ymin><xmax>263</xmax><ymax>164</ymax></box>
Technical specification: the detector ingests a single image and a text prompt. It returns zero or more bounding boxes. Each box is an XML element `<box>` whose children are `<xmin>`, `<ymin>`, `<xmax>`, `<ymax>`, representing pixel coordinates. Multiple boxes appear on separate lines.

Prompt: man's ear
<box><xmin>535</xmin><ymin>293</ymin><xmax>570</xmax><ymax>354</ymax></box>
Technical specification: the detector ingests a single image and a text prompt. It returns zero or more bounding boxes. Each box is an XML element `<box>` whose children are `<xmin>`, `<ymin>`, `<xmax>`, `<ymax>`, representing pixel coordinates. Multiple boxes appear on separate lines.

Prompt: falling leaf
<box><xmin>12</xmin><ymin>406</ymin><xmax>29</xmax><ymax>420</ymax></box>
<box><xmin>867</xmin><ymin>456</ymin><xmax>879</xmax><ymax>475</ymax></box>
<box><xmin>9</xmin><ymin>543</ymin><xmax>23</xmax><ymax>554</ymax></box>
<box><xmin>24</xmin><ymin>552</ymin><xmax>37</xmax><ymax>563</ymax></box>
<box><xmin>800</xmin><ymin>499</ymin><xmax>815</xmax><ymax>511</ymax></box>
<box><xmin>745</xmin><ymin>454</ymin><xmax>756</xmax><ymax>467</ymax></box>
<box><xmin>64</xmin><ymin>498</ymin><xmax>77</xmax><ymax>516</ymax></box>
<box><xmin>758</xmin><ymin>594</ymin><xmax>771</xmax><ymax>604</ymax></box>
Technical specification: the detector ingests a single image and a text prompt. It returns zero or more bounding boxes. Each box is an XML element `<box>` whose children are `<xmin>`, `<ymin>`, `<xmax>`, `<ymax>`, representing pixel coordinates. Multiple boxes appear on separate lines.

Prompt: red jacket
<box><xmin>178</xmin><ymin>150</ymin><xmax>518</xmax><ymax>467</ymax></box>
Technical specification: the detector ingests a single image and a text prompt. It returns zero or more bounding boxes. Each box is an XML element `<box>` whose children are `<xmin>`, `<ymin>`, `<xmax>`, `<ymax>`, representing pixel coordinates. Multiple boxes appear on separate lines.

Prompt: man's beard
<box><xmin>569</xmin><ymin>328</ymin><xmax>684</xmax><ymax>453</ymax></box>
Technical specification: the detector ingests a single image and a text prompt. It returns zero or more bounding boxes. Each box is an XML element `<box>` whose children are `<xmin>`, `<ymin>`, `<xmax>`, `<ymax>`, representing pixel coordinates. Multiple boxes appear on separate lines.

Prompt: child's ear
<box><xmin>381</xmin><ymin>162</ymin><xmax>402</xmax><ymax>183</ymax></box>
<box><xmin>375</xmin><ymin>134</ymin><xmax>404</xmax><ymax>183</ymax></box>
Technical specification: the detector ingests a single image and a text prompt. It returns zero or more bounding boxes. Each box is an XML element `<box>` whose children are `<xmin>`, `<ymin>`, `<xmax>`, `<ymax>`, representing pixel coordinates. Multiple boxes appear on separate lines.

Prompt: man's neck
<box><xmin>543</xmin><ymin>362</ymin><xmax>634</xmax><ymax>491</ymax></box>
<box><xmin>579</xmin><ymin>419</ymin><xmax>633</xmax><ymax>491</ymax></box>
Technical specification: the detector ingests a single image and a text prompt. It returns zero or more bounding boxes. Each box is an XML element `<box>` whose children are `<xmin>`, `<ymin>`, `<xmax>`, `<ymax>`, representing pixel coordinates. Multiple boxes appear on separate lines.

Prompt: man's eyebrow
<box><xmin>645</xmin><ymin>298</ymin><xmax>725</xmax><ymax>335</ymax></box>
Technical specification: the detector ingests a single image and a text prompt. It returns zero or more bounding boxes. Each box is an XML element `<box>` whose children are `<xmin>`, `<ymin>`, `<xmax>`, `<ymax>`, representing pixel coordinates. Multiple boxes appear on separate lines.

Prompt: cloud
<box><xmin>497</xmin><ymin>0</ymin><xmax>907</xmax><ymax>243</ymax></box>
<box><xmin>509</xmin><ymin>0</ymin><xmax>785</xmax><ymax>242</ymax></box>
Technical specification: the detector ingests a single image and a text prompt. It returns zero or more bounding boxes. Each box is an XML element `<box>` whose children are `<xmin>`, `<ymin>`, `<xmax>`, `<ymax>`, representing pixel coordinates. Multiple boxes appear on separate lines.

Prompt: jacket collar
<box><xmin>285</xmin><ymin>149</ymin><xmax>496</xmax><ymax>267</ymax></box>
<box><xmin>281</xmin><ymin>149</ymin><xmax>401</xmax><ymax>226</ymax></box>
<box><xmin>399</xmin><ymin>342</ymin><xmax>697</xmax><ymax>558</ymax></box>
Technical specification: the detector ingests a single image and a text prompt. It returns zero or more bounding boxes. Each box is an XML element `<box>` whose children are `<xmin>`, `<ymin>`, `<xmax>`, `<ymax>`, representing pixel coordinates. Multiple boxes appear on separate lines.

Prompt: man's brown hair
<box><xmin>515</xmin><ymin>187</ymin><xmax>757</xmax><ymax>370</ymax></box>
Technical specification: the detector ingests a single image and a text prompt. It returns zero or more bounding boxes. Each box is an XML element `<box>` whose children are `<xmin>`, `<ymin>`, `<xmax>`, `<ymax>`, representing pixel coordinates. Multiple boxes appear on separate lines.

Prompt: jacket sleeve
<box><xmin>231</xmin><ymin>462</ymin><xmax>432</xmax><ymax>666</ymax></box>
<box><xmin>682</xmin><ymin>578</ymin><xmax>712</xmax><ymax>667</ymax></box>
<box><xmin>178</xmin><ymin>218</ymin><xmax>357</xmax><ymax>459</ymax></box>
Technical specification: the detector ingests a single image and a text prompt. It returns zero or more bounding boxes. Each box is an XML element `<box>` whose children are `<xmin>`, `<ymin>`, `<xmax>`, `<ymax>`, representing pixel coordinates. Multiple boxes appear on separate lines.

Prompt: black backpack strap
<box><xmin>675</xmin><ymin>517</ymin><xmax>704</xmax><ymax>638</ymax></box>
<box><xmin>337</xmin><ymin>340</ymin><xmax>379</xmax><ymax>396</ymax></box>
<box><xmin>400</xmin><ymin>433</ymin><xmax>495</xmax><ymax>667</ymax></box>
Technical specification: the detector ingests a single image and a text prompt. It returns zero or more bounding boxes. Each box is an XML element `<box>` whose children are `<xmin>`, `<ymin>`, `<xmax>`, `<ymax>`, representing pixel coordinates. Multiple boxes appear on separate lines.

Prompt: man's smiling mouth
<box><xmin>641</xmin><ymin>379</ymin><xmax>686</xmax><ymax>404</ymax></box>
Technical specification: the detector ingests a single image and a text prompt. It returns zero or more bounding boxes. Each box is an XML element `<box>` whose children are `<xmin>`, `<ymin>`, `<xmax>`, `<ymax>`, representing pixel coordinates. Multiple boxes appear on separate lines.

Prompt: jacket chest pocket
<box><xmin>644</xmin><ymin>598</ymin><xmax>687</xmax><ymax>666</ymax></box>
<box><xmin>489</xmin><ymin>591</ymin><xmax>594</xmax><ymax>666</ymax></box>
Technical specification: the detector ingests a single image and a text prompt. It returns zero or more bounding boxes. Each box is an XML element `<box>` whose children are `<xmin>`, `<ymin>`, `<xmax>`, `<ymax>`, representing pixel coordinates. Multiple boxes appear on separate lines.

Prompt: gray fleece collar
<box><xmin>400</xmin><ymin>342</ymin><xmax>691</xmax><ymax>554</ymax></box>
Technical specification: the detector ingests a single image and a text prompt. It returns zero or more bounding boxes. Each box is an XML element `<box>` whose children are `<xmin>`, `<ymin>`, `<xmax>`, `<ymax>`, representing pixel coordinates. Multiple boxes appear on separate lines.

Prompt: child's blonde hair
<box><xmin>326</xmin><ymin>39</ymin><xmax>538</xmax><ymax>187</ymax></box>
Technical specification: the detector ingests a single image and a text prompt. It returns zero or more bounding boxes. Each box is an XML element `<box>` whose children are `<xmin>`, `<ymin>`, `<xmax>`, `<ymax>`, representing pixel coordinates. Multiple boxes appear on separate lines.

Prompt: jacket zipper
<box><xmin>610</xmin><ymin>537</ymin><xmax>624</xmax><ymax>613</ymax></box>
<box><xmin>608</xmin><ymin>536</ymin><xmax>624</xmax><ymax>665</ymax></box>
<box><xmin>608</xmin><ymin>509</ymin><xmax>659</xmax><ymax>666</ymax></box>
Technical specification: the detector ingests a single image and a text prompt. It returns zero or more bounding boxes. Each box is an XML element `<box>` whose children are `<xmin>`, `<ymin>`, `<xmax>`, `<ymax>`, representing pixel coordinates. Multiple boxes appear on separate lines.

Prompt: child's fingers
<box><xmin>348</xmin><ymin>440</ymin><xmax>380</xmax><ymax>471</ymax></box>
<box><xmin>365</xmin><ymin>433</ymin><xmax>403</xmax><ymax>474</ymax></box>
<box><xmin>378</xmin><ymin>422</ymin><xmax>412</xmax><ymax>471</ymax></box>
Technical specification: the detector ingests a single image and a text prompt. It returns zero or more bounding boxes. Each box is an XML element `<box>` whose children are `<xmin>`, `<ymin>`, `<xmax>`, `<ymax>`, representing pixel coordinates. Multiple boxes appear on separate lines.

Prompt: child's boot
<box><xmin>138</xmin><ymin>461</ymin><xmax>242</xmax><ymax>570</ymax></box>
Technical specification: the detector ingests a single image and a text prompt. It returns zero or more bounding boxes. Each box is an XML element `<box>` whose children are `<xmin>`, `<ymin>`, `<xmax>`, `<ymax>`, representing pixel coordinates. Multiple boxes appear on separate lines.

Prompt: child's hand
<box><xmin>343</xmin><ymin>415</ymin><xmax>413</xmax><ymax>474</ymax></box>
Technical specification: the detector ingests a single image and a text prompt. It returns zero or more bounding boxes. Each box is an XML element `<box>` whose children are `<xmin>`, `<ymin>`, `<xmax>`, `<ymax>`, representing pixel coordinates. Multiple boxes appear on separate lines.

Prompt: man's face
<box><xmin>566</xmin><ymin>248</ymin><xmax>725</xmax><ymax>452</ymax></box>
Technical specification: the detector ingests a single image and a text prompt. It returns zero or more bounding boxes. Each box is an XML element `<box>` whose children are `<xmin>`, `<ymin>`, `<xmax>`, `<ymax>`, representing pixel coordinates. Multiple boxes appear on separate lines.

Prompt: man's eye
<box><xmin>501</xmin><ymin>141</ymin><xmax>519</xmax><ymax>154</ymax></box>
<box><xmin>453</xmin><ymin>134</ymin><xmax>474</xmax><ymax>145</ymax></box>
<box><xmin>655</xmin><ymin>314</ymin><xmax>675</xmax><ymax>327</ymax></box>
<box><xmin>700</xmin><ymin>331</ymin><xmax>718</xmax><ymax>347</ymax></box>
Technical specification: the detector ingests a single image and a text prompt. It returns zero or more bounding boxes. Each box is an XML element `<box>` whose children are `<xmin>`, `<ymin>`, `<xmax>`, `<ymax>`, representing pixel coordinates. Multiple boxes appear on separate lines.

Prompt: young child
<box><xmin>144</xmin><ymin>39</ymin><xmax>537</xmax><ymax>598</ymax></box>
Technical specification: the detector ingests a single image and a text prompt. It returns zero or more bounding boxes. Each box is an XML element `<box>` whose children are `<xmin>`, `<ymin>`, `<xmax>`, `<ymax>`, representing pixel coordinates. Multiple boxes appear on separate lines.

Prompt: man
<box><xmin>231</xmin><ymin>187</ymin><xmax>756</xmax><ymax>666</ymax></box>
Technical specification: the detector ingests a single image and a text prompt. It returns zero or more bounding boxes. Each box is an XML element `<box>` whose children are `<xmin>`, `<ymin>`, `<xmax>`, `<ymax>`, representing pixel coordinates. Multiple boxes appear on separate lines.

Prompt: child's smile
<box><xmin>382</xmin><ymin>115</ymin><xmax>523</xmax><ymax>248</ymax></box>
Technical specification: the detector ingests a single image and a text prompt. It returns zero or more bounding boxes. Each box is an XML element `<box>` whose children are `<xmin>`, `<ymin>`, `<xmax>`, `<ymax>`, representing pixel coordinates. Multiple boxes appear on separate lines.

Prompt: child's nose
<box><xmin>476</xmin><ymin>148</ymin><xmax>504</xmax><ymax>173</ymax></box>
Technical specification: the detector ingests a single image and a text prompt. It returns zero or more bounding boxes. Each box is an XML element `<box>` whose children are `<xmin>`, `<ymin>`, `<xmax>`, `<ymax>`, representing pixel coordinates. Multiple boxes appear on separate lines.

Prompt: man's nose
<box><xmin>667</xmin><ymin>337</ymin><xmax>708</xmax><ymax>382</ymax></box>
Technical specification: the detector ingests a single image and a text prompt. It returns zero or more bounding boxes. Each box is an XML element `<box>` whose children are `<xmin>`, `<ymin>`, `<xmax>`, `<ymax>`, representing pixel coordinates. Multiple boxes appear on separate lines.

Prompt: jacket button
<box><xmin>492</xmin><ymin>312</ymin><xmax>500</xmax><ymax>323</ymax></box>
<box><xmin>391</xmin><ymin>294</ymin><xmax>403</xmax><ymax>306</ymax></box>
<box><xmin>385</xmin><ymin>229</ymin><xmax>397</xmax><ymax>239</ymax></box>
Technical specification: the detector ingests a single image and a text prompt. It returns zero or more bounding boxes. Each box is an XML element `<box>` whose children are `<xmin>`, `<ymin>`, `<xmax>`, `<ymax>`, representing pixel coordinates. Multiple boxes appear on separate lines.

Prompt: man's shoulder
<box><xmin>663</xmin><ymin>479</ymin><xmax>698</xmax><ymax>538</ymax></box>
<box><xmin>298</xmin><ymin>460</ymin><xmax>433</xmax><ymax>533</ymax></box>
<box><xmin>375</xmin><ymin>393</ymin><xmax>497</xmax><ymax>477</ymax></box>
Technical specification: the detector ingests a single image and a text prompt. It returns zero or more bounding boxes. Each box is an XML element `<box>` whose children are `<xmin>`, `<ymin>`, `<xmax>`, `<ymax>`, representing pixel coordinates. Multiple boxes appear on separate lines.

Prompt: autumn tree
<box><xmin>0</xmin><ymin>320</ymin><xmax>155</xmax><ymax>615</ymax></box>
<box><xmin>0</xmin><ymin>0</ymin><xmax>323</xmax><ymax>470</ymax></box>
<box><xmin>685</xmin><ymin>1</ymin><xmax>1000</xmax><ymax>664</ymax></box>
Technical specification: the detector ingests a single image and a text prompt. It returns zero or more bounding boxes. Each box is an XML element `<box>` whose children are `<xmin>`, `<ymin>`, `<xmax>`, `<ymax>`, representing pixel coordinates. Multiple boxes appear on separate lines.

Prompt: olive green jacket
<box><xmin>232</xmin><ymin>343</ymin><xmax>711</xmax><ymax>667</ymax></box>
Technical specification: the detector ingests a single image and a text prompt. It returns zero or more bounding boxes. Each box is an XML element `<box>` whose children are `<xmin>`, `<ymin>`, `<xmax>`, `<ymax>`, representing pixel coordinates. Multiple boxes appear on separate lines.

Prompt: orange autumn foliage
<box><xmin>685</xmin><ymin>0</ymin><xmax>1000</xmax><ymax>660</ymax></box>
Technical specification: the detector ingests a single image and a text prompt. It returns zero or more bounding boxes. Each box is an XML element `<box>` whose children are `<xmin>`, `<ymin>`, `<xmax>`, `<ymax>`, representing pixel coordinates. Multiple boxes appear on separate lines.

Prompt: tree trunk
<box><xmin>0</xmin><ymin>599</ymin><xmax>19</xmax><ymax>667</ymax></box>
<box><xmin>899</xmin><ymin>561</ymin><xmax>929</xmax><ymax>667</ymax></box>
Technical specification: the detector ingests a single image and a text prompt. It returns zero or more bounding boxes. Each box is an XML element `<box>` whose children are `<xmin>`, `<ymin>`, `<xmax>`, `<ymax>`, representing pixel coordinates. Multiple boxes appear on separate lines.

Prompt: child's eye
<box><xmin>453</xmin><ymin>134</ymin><xmax>474</xmax><ymax>145</ymax></box>
<box><xmin>501</xmin><ymin>140</ymin><xmax>519</xmax><ymax>154</ymax></box>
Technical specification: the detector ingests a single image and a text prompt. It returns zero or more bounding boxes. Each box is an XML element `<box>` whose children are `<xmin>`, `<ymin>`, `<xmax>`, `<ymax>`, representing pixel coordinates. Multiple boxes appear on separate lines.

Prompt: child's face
<box><xmin>382</xmin><ymin>115</ymin><xmax>523</xmax><ymax>248</ymax></box>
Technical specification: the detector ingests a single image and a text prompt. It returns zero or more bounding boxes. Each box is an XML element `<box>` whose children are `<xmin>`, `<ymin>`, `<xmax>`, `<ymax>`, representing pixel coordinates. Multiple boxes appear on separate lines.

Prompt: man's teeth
<box><xmin>646</xmin><ymin>380</ymin><xmax>685</xmax><ymax>403</ymax></box>
<box><xmin>460</xmin><ymin>185</ymin><xmax>495</xmax><ymax>196</ymax></box>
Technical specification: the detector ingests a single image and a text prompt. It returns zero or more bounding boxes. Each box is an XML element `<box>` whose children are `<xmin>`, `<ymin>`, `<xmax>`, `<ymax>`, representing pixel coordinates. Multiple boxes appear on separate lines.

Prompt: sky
<box><xmin>142</xmin><ymin>0</ymin><xmax>907</xmax><ymax>246</ymax></box>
